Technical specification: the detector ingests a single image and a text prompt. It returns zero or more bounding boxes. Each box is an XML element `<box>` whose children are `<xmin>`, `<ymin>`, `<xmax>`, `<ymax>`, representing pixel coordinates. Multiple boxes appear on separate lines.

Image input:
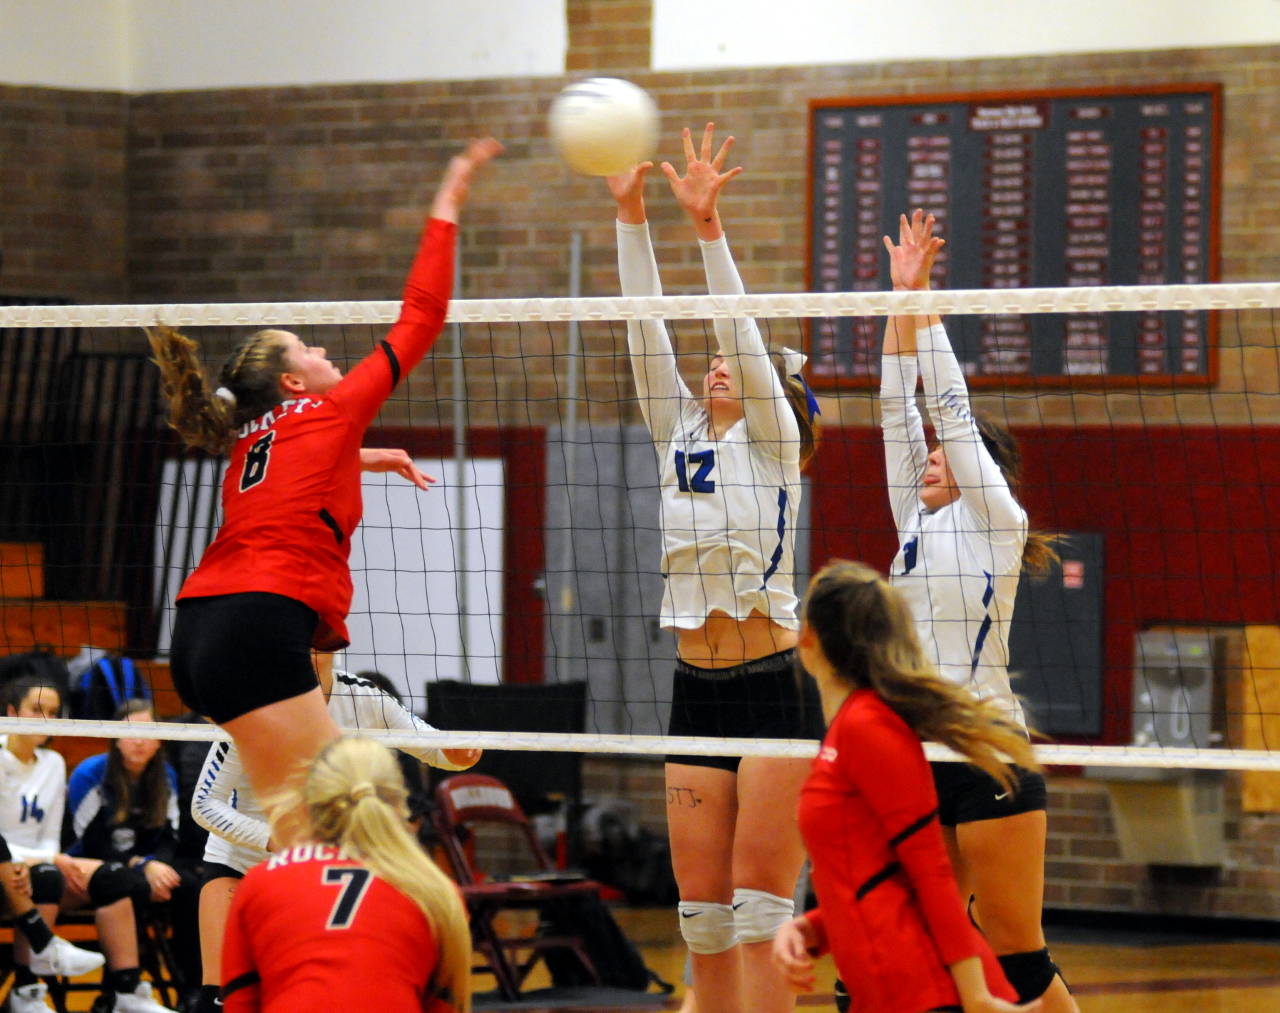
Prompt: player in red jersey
<box><xmin>221</xmin><ymin>736</ymin><xmax>470</xmax><ymax>1012</ymax></box>
<box><xmin>772</xmin><ymin>561</ymin><xmax>1042</xmax><ymax>1013</ymax></box>
<box><xmin>147</xmin><ymin>138</ymin><xmax>500</xmax><ymax>829</ymax></box>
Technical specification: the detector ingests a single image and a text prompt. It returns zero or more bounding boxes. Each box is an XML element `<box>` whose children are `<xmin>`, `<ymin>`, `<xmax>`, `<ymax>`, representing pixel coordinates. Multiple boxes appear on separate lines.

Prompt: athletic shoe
<box><xmin>9</xmin><ymin>982</ymin><xmax>55</xmax><ymax>1013</ymax></box>
<box><xmin>27</xmin><ymin>934</ymin><xmax>107</xmax><ymax>977</ymax></box>
<box><xmin>111</xmin><ymin>983</ymin><xmax>178</xmax><ymax>1013</ymax></box>
<box><xmin>834</xmin><ymin>977</ymin><xmax>851</xmax><ymax>1013</ymax></box>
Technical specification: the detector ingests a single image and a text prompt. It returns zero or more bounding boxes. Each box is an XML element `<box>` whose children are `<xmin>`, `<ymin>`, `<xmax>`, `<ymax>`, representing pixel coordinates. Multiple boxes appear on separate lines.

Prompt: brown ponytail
<box><xmin>769</xmin><ymin>353</ymin><xmax>820</xmax><ymax>469</ymax></box>
<box><xmin>146</xmin><ymin>325</ymin><xmax>293</xmax><ymax>455</ymax></box>
<box><xmin>973</xmin><ymin>412</ymin><xmax>1060</xmax><ymax>576</ymax></box>
<box><xmin>803</xmin><ymin>559</ymin><xmax>1039</xmax><ymax>793</ymax></box>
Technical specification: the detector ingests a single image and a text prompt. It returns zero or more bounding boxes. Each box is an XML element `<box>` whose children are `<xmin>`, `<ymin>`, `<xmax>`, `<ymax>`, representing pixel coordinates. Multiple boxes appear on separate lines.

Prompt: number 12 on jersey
<box><xmin>675</xmin><ymin>449</ymin><xmax>716</xmax><ymax>493</ymax></box>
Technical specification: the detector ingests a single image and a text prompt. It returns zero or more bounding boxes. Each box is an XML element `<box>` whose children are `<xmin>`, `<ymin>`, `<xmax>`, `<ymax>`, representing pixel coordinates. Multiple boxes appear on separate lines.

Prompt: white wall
<box><xmin>0</xmin><ymin>0</ymin><xmax>565</xmax><ymax>92</ymax></box>
<box><xmin>0</xmin><ymin>0</ymin><xmax>130</xmax><ymax>90</ymax></box>
<box><xmin>653</xmin><ymin>0</ymin><xmax>1280</xmax><ymax>70</ymax></box>
<box><xmin>6</xmin><ymin>1</ymin><xmax>1280</xmax><ymax>92</ymax></box>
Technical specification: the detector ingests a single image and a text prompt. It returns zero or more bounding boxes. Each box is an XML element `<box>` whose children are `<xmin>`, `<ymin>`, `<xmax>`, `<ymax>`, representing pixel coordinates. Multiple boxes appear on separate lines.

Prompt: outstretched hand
<box><xmin>359</xmin><ymin>448</ymin><xmax>437</xmax><ymax>491</ymax></box>
<box><xmin>606</xmin><ymin>161</ymin><xmax>654</xmax><ymax>225</ymax></box>
<box><xmin>661</xmin><ymin>123</ymin><xmax>743</xmax><ymax>233</ymax></box>
<box><xmin>883</xmin><ymin>209</ymin><xmax>945</xmax><ymax>291</ymax></box>
<box><xmin>431</xmin><ymin>137</ymin><xmax>503</xmax><ymax>223</ymax></box>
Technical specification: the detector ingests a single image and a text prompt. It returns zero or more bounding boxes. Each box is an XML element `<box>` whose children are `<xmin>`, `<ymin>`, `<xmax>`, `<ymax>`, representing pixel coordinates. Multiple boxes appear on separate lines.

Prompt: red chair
<box><xmin>433</xmin><ymin>773</ymin><xmax>603</xmax><ymax>999</ymax></box>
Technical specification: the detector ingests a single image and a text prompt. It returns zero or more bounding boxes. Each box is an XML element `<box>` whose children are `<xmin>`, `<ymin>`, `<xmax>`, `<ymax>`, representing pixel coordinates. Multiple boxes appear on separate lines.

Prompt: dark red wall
<box><xmin>809</xmin><ymin>426</ymin><xmax>1280</xmax><ymax>744</ymax></box>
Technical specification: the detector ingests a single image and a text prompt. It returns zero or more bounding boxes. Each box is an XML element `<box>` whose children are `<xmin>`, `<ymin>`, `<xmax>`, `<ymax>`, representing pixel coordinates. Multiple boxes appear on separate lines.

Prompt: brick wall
<box><xmin>0</xmin><ymin>86</ymin><xmax>128</xmax><ymax>301</ymax></box>
<box><xmin>4</xmin><ymin>23</ymin><xmax>1280</xmax><ymax>923</ymax></box>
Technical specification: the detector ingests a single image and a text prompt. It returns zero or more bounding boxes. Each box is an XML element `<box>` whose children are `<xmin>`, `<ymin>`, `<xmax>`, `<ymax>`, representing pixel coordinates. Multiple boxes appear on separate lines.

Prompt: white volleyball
<box><xmin>548</xmin><ymin>77</ymin><xmax>659</xmax><ymax>176</ymax></box>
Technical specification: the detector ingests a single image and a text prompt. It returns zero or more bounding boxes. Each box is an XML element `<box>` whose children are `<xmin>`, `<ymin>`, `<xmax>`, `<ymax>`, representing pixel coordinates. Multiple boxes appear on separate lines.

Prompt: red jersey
<box><xmin>178</xmin><ymin>219</ymin><xmax>457</xmax><ymax>650</ymax></box>
<box><xmin>222</xmin><ymin>843</ymin><xmax>449</xmax><ymax>1013</ymax></box>
<box><xmin>798</xmin><ymin>690</ymin><xmax>1016</xmax><ymax>1013</ymax></box>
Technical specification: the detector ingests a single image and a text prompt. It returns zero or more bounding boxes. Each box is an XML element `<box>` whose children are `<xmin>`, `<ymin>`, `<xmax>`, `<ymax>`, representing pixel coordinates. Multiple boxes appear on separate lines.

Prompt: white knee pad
<box><xmin>732</xmin><ymin>888</ymin><xmax>795</xmax><ymax>945</ymax></box>
<box><xmin>677</xmin><ymin>900</ymin><xmax>738</xmax><ymax>955</ymax></box>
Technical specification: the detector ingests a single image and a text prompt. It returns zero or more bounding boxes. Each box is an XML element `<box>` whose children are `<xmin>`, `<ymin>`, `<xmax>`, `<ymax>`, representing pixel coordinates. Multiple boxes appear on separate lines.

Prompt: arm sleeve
<box><xmin>351</xmin><ymin>688</ymin><xmax>468</xmax><ymax>771</ymax></box>
<box><xmin>617</xmin><ymin>220</ymin><xmax>691</xmax><ymax>441</ymax></box>
<box><xmin>329</xmin><ymin>217</ymin><xmax>458</xmax><ymax>430</ymax></box>
<box><xmin>879</xmin><ymin>353</ymin><xmax>928</xmax><ymax>535</ymax></box>
<box><xmin>699</xmin><ymin>234</ymin><xmax>799</xmax><ymax>460</ymax></box>
<box><xmin>67</xmin><ymin>758</ymin><xmax>103</xmax><ymax>847</ymax></box>
<box><xmin>841</xmin><ymin>714</ymin><xmax>988</xmax><ymax>968</ymax></box>
<box><xmin>221</xmin><ymin>879</ymin><xmax>263</xmax><ymax>1013</ymax></box>
<box><xmin>916</xmin><ymin>323</ymin><xmax>1026</xmax><ymax>542</ymax></box>
<box><xmin>19</xmin><ymin>755</ymin><xmax>66</xmax><ymax>865</ymax></box>
<box><xmin>191</xmin><ymin>743</ymin><xmax>271</xmax><ymax>853</ymax></box>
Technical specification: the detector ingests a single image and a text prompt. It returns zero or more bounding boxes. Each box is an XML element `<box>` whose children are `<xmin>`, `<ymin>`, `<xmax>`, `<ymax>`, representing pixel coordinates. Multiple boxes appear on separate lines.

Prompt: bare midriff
<box><xmin>674</xmin><ymin>608</ymin><xmax>797</xmax><ymax>668</ymax></box>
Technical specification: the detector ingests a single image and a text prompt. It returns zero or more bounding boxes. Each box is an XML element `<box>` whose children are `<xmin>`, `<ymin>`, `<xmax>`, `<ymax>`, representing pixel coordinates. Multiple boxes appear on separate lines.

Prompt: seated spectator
<box><xmin>0</xmin><ymin>675</ymin><xmax>176</xmax><ymax>1013</ymax></box>
<box><xmin>67</xmin><ymin>700</ymin><xmax>202</xmax><ymax>993</ymax></box>
<box><xmin>221</xmin><ymin>737</ymin><xmax>470</xmax><ymax>1012</ymax></box>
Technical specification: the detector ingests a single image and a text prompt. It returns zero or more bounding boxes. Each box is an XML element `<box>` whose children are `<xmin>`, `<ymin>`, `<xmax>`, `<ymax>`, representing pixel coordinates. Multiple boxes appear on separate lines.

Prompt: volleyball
<box><xmin>548</xmin><ymin>77</ymin><xmax>659</xmax><ymax>176</ymax></box>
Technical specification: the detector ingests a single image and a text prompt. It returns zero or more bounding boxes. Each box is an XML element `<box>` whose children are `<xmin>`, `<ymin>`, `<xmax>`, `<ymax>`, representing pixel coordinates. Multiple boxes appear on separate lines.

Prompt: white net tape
<box><xmin>4</xmin><ymin>282</ymin><xmax>1280</xmax><ymax>328</ymax></box>
<box><xmin>2</xmin><ymin>718</ymin><xmax>1276</xmax><ymax>772</ymax></box>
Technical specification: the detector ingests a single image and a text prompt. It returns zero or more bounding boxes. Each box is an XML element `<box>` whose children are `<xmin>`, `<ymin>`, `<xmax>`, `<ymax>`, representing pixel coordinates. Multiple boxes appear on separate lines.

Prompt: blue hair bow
<box><xmin>790</xmin><ymin>372</ymin><xmax>822</xmax><ymax>423</ymax></box>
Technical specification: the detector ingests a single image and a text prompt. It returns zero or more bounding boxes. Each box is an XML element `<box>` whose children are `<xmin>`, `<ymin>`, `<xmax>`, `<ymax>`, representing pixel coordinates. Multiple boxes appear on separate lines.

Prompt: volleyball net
<box><xmin>0</xmin><ymin>285</ymin><xmax>1278</xmax><ymax>774</ymax></box>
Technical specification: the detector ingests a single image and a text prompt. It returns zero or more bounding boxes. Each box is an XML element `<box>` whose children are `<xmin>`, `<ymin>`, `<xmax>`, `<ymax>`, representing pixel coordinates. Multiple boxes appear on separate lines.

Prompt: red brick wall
<box><xmin>0</xmin><ymin>86</ymin><xmax>128</xmax><ymax>302</ymax></box>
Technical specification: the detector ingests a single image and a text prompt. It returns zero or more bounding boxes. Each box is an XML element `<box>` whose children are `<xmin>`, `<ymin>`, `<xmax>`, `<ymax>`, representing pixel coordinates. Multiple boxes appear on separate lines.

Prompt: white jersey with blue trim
<box><xmin>880</xmin><ymin>324</ymin><xmax>1028</xmax><ymax>726</ymax></box>
<box><xmin>618</xmin><ymin>220</ymin><xmax>802</xmax><ymax>630</ymax></box>
<box><xmin>194</xmin><ymin>671</ymin><xmax>465</xmax><ymax>875</ymax></box>
<box><xmin>0</xmin><ymin>739</ymin><xmax>67</xmax><ymax>864</ymax></box>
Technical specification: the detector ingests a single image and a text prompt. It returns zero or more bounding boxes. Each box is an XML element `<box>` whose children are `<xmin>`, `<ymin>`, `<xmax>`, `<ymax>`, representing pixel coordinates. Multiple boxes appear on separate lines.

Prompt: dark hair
<box><xmin>0</xmin><ymin>651</ymin><xmax>70</xmax><ymax>701</ymax></box>
<box><xmin>147</xmin><ymin>325</ymin><xmax>294</xmax><ymax>455</ymax></box>
<box><xmin>972</xmin><ymin>411</ymin><xmax>1059</xmax><ymax>576</ymax></box>
<box><xmin>106</xmin><ymin>699</ymin><xmax>171</xmax><ymax>829</ymax></box>
<box><xmin>803</xmin><ymin>559</ymin><xmax>1039</xmax><ymax>793</ymax></box>
<box><xmin>5</xmin><ymin>672</ymin><xmax>65</xmax><ymax>716</ymax></box>
<box><xmin>768</xmin><ymin>353</ymin><xmax>820</xmax><ymax>470</ymax></box>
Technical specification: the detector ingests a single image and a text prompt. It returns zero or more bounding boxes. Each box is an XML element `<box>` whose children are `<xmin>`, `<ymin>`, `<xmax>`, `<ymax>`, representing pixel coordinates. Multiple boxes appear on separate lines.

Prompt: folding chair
<box><xmin>433</xmin><ymin>773</ymin><xmax>603</xmax><ymax>1000</ymax></box>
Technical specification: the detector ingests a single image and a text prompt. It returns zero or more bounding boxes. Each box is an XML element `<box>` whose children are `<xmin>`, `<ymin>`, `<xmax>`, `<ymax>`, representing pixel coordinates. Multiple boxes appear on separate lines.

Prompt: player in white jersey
<box><xmin>609</xmin><ymin>124</ymin><xmax>822</xmax><ymax>1013</ymax></box>
<box><xmin>877</xmin><ymin>210</ymin><xmax>1076</xmax><ymax>1012</ymax></box>
<box><xmin>187</xmin><ymin>654</ymin><xmax>479</xmax><ymax>1013</ymax></box>
<box><xmin>0</xmin><ymin>674</ymin><xmax>175</xmax><ymax>1013</ymax></box>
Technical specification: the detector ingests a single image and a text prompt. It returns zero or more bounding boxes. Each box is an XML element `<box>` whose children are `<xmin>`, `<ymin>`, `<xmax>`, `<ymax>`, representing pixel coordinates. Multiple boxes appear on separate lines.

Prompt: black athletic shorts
<box><xmin>202</xmin><ymin>862</ymin><xmax>245</xmax><ymax>883</ymax></box>
<box><xmin>170</xmin><ymin>592</ymin><xmax>320</xmax><ymax>724</ymax></box>
<box><xmin>666</xmin><ymin>649</ymin><xmax>824</xmax><ymax>772</ymax></box>
<box><xmin>931</xmin><ymin>760</ymin><xmax>1047</xmax><ymax>826</ymax></box>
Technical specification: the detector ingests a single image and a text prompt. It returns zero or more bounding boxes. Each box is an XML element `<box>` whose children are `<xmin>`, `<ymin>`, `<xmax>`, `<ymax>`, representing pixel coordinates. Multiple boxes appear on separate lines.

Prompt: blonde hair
<box><xmin>146</xmin><ymin>325</ymin><xmax>293</xmax><ymax>455</ymax></box>
<box><xmin>768</xmin><ymin>352</ymin><xmax>820</xmax><ymax>469</ymax></box>
<box><xmin>803</xmin><ymin>559</ymin><xmax>1039</xmax><ymax>793</ymax></box>
<box><xmin>302</xmin><ymin>738</ymin><xmax>471</xmax><ymax>1012</ymax></box>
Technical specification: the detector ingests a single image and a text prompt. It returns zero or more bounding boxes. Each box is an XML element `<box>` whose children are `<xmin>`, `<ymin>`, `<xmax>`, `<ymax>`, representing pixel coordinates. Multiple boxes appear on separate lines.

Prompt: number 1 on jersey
<box><xmin>322</xmin><ymin>867</ymin><xmax>372</xmax><ymax>929</ymax></box>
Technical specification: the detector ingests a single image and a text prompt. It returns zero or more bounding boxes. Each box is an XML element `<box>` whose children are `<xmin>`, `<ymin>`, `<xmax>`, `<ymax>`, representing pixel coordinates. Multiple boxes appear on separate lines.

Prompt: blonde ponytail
<box><xmin>302</xmin><ymin>738</ymin><xmax>471</xmax><ymax>1012</ymax></box>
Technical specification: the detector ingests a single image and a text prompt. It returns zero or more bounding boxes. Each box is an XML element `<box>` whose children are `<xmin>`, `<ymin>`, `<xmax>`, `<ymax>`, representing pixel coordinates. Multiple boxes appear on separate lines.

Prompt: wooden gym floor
<box><xmin>470</xmin><ymin>908</ymin><xmax>1280</xmax><ymax>1012</ymax></box>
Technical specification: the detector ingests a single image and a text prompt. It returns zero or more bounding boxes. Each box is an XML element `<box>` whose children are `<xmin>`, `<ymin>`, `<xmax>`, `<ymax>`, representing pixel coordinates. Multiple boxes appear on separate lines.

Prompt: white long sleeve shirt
<box><xmin>618</xmin><ymin>221</ymin><xmax>802</xmax><ymax>631</ymax></box>
<box><xmin>0</xmin><ymin>738</ymin><xmax>67</xmax><ymax>864</ymax></box>
<box><xmin>193</xmin><ymin>671</ymin><xmax>467</xmax><ymax>874</ymax></box>
<box><xmin>880</xmin><ymin>323</ymin><xmax>1028</xmax><ymax>726</ymax></box>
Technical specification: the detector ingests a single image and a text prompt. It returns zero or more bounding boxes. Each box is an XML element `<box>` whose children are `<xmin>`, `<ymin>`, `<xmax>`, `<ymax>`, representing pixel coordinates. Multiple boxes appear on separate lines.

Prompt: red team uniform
<box><xmin>799</xmin><ymin>690</ymin><xmax>1017</xmax><ymax>1013</ymax></box>
<box><xmin>221</xmin><ymin>844</ymin><xmax>448</xmax><ymax>1013</ymax></box>
<box><xmin>178</xmin><ymin>219</ymin><xmax>456</xmax><ymax>652</ymax></box>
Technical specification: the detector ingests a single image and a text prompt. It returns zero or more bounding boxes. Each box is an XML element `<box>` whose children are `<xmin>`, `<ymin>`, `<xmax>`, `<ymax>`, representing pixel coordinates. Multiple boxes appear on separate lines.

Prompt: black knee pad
<box><xmin>88</xmin><ymin>861</ymin><xmax>134</xmax><ymax>907</ymax></box>
<box><xmin>998</xmin><ymin>947</ymin><xmax>1062</xmax><ymax>1003</ymax></box>
<box><xmin>29</xmin><ymin>863</ymin><xmax>64</xmax><ymax>905</ymax></box>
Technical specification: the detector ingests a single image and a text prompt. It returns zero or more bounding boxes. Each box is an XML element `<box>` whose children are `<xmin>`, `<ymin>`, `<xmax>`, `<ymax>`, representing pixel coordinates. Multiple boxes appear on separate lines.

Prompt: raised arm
<box><xmin>879</xmin><ymin>212</ymin><xmax>942</xmax><ymax>532</ymax></box>
<box><xmin>333</xmin><ymin>138</ymin><xmax>502</xmax><ymax>430</ymax></box>
<box><xmin>609</xmin><ymin>162</ymin><xmax>692</xmax><ymax>439</ymax></box>
<box><xmin>665</xmin><ymin>123</ymin><xmax>797</xmax><ymax>455</ymax></box>
<box><xmin>340</xmin><ymin>673</ymin><xmax>479</xmax><ymax>771</ymax></box>
<box><xmin>916</xmin><ymin>322</ymin><xmax>1025</xmax><ymax>539</ymax></box>
<box><xmin>191</xmin><ymin>742</ymin><xmax>271</xmax><ymax>853</ymax></box>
